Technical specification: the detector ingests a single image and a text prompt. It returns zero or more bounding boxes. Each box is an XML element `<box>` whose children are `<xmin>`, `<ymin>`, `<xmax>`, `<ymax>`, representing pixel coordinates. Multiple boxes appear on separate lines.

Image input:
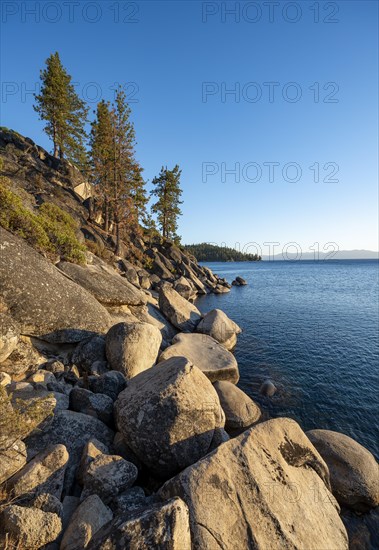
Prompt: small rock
<box><xmin>0</xmin><ymin>439</ymin><xmax>27</xmax><ymax>485</ymax></box>
<box><xmin>71</xmin><ymin>336</ymin><xmax>106</xmax><ymax>372</ymax></box>
<box><xmin>27</xmin><ymin>369</ymin><xmax>56</xmax><ymax>385</ymax></box>
<box><xmin>60</xmin><ymin>494</ymin><xmax>113</xmax><ymax>550</ymax></box>
<box><xmin>33</xmin><ymin>493</ymin><xmax>63</xmax><ymax>516</ymax></box>
<box><xmin>0</xmin><ymin>313</ymin><xmax>20</xmax><ymax>363</ymax></box>
<box><xmin>0</xmin><ymin>371</ymin><xmax>12</xmax><ymax>386</ymax></box>
<box><xmin>82</xmin><ymin>453</ymin><xmax>138</xmax><ymax>504</ymax></box>
<box><xmin>7</xmin><ymin>444</ymin><xmax>69</xmax><ymax>501</ymax></box>
<box><xmin>232</xmin><ymin>276</ymin><xmax>247</xmax><ymax>286</ymax></box>
<box><xmin>1</xmin><ymin>505</ymin><xmax>62</xmax><ymax>548</ymax></box>
<box><xmin>86</xmin><ymin>497</ymin><xmax>191</xmax><ymax>550</ymax></box>
<box><xmin>77</xmin><ymin>438</ymin><xmax>110</xmax><ymax>484</ymax></box>
<box><xmin>83</xmin><ymin>371</ymin><xmax>127</xmax><ymax>401</ymax></box>
<box><xmin>43</xmin><ymin>359</ymin><xmax>66</xmax><ymax>374</ymax></box>
<box><xmin>69</xmin><ymin>387</ymin><xmax>114</xmax><ymax>426</ymax></box>
<box><xmin>88</xmin><ymin>360</ymin><xmax>109</xmax><ymax>376</ymax></box>
<box><xmin>213</xmin><ymin>380</ymin><xmax>261</xmax><ymax>434</ymax></box>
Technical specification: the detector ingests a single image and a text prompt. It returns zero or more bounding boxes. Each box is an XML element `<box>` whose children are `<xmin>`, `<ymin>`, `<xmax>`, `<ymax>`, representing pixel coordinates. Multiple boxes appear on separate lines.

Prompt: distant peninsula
<box><xmin>183</xmin><ymin>243</ymin><xmax>261</xmax><ymax>262</ymax></box>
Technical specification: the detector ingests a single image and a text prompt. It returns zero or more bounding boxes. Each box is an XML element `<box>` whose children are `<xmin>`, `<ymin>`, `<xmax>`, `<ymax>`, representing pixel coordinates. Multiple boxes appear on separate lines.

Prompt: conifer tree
<box><xmin>151</xmin><ymin>165</ymin><xmax>183</xmax><ymax>241</ymax></box>
<box><xmin>90</xmin><ymin>88</ymin><xmax>147</xmax><ymax>254</ymax></box>
<box><xmin>89</xmin><ymin>100</ymin><xmax>113</xmax><ymax>231</ymax></box>
<box><xmin>34</xmin><ymin>52</ymin><xmax>88</xmax><ymax>168</ymax></box>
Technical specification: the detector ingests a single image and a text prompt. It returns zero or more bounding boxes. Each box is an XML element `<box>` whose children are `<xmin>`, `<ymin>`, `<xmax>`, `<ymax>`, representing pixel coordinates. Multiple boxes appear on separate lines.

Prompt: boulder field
<box><xmin>1</xmin><ymin>228</ymin><xmax>378</xmax><ymax>549</ymax></box>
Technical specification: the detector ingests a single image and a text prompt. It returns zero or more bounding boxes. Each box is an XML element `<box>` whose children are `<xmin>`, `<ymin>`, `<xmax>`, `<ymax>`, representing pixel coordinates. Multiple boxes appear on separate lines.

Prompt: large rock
<box><xmin>158</xmin><ymin>283</ymin><xmax>202</xmax><ymax>332</ymax></box>
<box><xmin>0</xmin><ymin>439</ymin><xmax>27</xmax><ymax>485</ymax></box>
<box><xmin>77</xmin><ymin>439</ymin><xmax>110</xmax><ymax>484</ymax></box>
<box><xmin>307</xmin><ymin>429</ymin><xmax>379</xmax><ymax>512</ymax></box>
<box><xmin>105</xmin><ymin>322</ymin><xmax>162</xmax><ymax>379</ymax></box>
<box><xmin>82</xmin><ymin>453</ymin><xmax>138</xmax><ymax>504</ymax></box>
<box><xmin>0</xmin><ymin>228</ymin><xmax>111</xmax><ymax>341</ymax></box>
<box><xmin>58</xmin><ymin>261</ymin><xmax>147</xmax><ymax>307</ymax></box>
<box><xmin>115</xmin><ymin>356</ymin><xmax>225</xmax><ymax>478</ymax></box>
<box><xmin>160</xmin><ymin>418</ymin><xmax>348</xmax><ymax>550</ymax></box>
<box><xmin>196</xmin><ymin>309</ymin><xmax>241</xmax><ymax>350</ymax></box>
<box><xmin>119</xmin><ymin>259</ymin><xmax>140</xmax><ymax>287</ymax></box>
<box><xmin>6</xmin><ymin>444</ymin><xmax>69</xmax><ymax>501</ymax></box>
<box><xmin>60</xmin><ymin>494</ymin><xmax>113</xmax><ymax>550</ymax></box>
<box><xmin>24</xmin><ymin>410</ymin><xmax>114</xmax><ymax>494</ymax></box>
<box><xmin>0</xmin><ymin>505</ymin><xmax>62</xmax><ymax>548</ymax></box>
<box><xmin>87</xmin><ymin>497</ymin><xmax>191</xmax><ymax>550</ymax></box>
<box><xmin>213</xmin><ymin>380</ymin><xmax>261</xmax><ymax>433</ymax></box>
<box><xmin>158</xmin><ymin>333</ymin><xmax>239</xmax><ymax>384</ymax></box>
<box><xmin>0</xmin><ymin>312</ymin><xmax>20</xmax><ymax>362</ymax></box>
<box><xmin>9</xmin><ymin>387</ymin><xmax>69</xmax><ymax>413</ymax></box>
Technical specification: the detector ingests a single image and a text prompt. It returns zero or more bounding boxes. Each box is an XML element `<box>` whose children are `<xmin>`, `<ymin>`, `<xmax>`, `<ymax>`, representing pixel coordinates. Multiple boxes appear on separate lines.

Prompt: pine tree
<box><xmin>151</xmin><ymin>165</ymin><xmax>183</xmax><ymax>241</ymax></box>
<box><xmin>89</xmin><ymin>100</ymin><xmax>113</xmax><ymax>231</ymax></box>
<box><xmin>90</xmin><ymin>88</ymin><xmax>147</xmax><ymax>254</ymax></box>
<box><xmin>34</xmin><ymin>52</ymin><xmax>88</xmax><ymax>168</ymax></box>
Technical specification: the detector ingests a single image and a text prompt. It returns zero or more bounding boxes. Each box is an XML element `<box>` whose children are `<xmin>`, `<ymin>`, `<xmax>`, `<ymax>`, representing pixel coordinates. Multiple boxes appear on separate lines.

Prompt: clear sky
<box><xmin>1</xmin><ymin>0</ymin><xmax>378</xmax><ymax>253</ymax></box>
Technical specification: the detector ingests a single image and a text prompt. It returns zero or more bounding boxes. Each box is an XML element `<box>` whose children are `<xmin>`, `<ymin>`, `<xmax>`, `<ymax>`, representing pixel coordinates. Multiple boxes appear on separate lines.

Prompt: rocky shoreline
<box><xmin>1</xmin><ymin>226</ymin><xmax>379</xmax><ymax>548</ymax></box>
<box><xmin>0</xmin><ymin>130</ymin><xmax>378</xmax><ymax>549</ymax></box>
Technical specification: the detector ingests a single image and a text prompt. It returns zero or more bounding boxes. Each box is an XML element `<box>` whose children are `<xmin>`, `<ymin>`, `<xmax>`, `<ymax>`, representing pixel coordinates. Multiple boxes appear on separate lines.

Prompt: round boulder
<box><xmin>115</xmin><ymin>356</ymin><xmax>225</xmax><ymax>478</ymax></box>
<box><xmin>307</xmin><ymin>429</ymin><xmax>379</xmax><ymax>512</ymax></box>
<box><xmin>105</xmin><ymin>322</ymin><xmax>162</xmax><ymax>379</ymax></box>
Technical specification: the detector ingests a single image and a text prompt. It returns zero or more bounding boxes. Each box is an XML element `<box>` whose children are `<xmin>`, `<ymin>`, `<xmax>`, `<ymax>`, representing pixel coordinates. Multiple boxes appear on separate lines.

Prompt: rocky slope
<box><xmin>0</xmin><ymin>129</ymin><xmax>378</xmax><ymax>549</ymax></box>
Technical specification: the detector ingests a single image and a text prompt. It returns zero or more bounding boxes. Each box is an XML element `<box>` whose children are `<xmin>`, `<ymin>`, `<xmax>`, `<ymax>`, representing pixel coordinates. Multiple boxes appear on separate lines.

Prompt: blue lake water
<box><xmin>196</xmin><ymin>260</ymin><xmax>379</xmax><ymax>459</ymax></box>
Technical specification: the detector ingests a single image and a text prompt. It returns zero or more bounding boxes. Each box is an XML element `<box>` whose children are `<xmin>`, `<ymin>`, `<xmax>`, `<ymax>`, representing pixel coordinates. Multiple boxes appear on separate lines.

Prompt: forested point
<box><xmin>184</xmin><ymin>243</ymin><xmax>261</xmax><ymax>262</ymax></box>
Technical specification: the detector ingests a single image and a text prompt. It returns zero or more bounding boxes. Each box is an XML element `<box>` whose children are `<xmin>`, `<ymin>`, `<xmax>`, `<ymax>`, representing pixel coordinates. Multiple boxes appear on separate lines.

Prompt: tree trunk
<box><xmin>104</xmin><ymin>202</ymin><xmax>109</xmax><ymax>233</ymax></box>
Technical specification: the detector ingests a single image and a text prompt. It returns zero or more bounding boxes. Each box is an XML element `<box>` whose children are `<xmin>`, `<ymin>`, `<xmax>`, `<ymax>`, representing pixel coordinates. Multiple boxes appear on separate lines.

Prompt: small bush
<box><xmin>0</xmin><ymin>181</ymin><xmax>86</xmax><ymax>264</ymax></box>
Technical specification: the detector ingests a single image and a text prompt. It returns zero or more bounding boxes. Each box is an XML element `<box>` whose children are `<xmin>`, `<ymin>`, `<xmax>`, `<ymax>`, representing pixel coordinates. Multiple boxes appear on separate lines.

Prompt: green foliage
<box><xmin>0</xmin><ymin>385</ymin><xmax>54</xmax><ymax>452</ymax></box>
<box><xmin>0</xmin><ymin>183</ymin><xmax>86</xmax><ymax>263</ymax></box>
<box><xmin>150</xmin><ymin>165</ymin><xmax>183</xmax><ymax>241</ymax></box>
<box><xmin>184</xmin><ymin>243</ymin><xmax>262</xmax><ymax>262</ymax></box>
<box><xmin>89</xmin><ymin>90</ymin><xmax>148</xmax><ymax>251</ymax></box>
<box><xmin>34</xmin><ymin>52</ymin><xmax>88</xmax><ymax>168</ymax></box>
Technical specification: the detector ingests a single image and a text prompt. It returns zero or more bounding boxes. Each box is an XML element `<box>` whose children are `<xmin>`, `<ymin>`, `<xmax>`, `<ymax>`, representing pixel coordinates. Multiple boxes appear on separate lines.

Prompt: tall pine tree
<box><xmin>34</xmin><ymin>52</ymin><xmax>88</xmax><ymax>168</ymax></box>
<box><xmin>90</xmin><ymin>88</ymin><xmax>147</xmax><ymax>254</ymax></box>
<box><xmin>89</xmin><ymin>100</ymin><xmax>113</xmax><ymax>231</ymax></box>
<box><xmin>151</xmin><ymin>165</ymin><xmax>183</xmax><ymax>241</ymax></box>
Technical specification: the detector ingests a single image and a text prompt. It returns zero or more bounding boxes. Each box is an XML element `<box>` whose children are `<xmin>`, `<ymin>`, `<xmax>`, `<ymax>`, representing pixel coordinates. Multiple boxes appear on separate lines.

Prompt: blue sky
<box><xmin>1</xmin><ymin>1</ymin><xmax>378</xmax><ymax>252</ymax></box>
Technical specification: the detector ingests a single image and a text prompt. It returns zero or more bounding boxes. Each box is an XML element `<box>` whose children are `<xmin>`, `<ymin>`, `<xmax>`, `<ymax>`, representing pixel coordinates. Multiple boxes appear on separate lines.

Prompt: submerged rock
<box><xmin>307</xmin><ymin>429</ymin><xmax>379</xmax><ymax>512</ymax></box>
<box><xmin>159</xmin><ymin>418</ymin><xmax>348</xmax><ymax>550</ymax></box>
<box><xmin>260</xmin><ymin>379</ymin><xmax>277</xmax><ymax>397</ymax></box>
<box><xmin>159</xmin><ymin>333</ymin><xmax>239</xmax><ymax>384</ymax></box>
<box><xmin>115</xmin><ymin>356</ymin><xmax>225</xmax><ymax>478</ymax></box>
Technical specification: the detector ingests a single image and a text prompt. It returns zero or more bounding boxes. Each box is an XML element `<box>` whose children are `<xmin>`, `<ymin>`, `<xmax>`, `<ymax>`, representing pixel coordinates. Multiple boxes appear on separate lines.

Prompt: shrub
<box><xmin>0</xmin><ymin>180</ymin><xmax>86</xmax><ymax>264</ymax></box>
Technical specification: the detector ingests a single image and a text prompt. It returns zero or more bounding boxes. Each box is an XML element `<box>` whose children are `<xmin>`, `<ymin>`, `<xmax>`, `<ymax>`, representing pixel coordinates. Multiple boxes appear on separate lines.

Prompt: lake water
<box><xmin>196</xmin><ymin>260</ymin><xmax>379</xmax><ymax>459</ymax></box>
